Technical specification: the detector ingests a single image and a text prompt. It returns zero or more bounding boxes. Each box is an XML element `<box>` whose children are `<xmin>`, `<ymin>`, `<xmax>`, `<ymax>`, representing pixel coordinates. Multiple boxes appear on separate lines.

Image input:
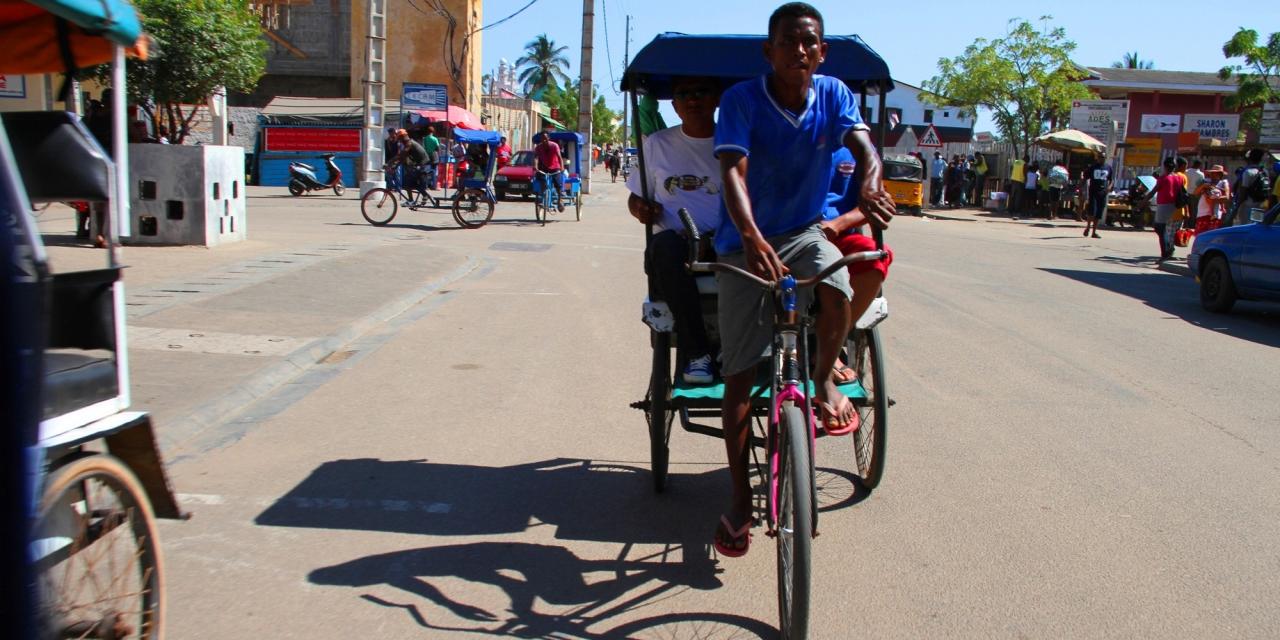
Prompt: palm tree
<box><xmin>1111</xmin><ymin>51</ymin><xmax>1154</xmax><ymax>70</ymax></box>
<box><xmin>516</xmin><ymin>34</ymin><xmax>571</xmax><ymax>98</ymax></box>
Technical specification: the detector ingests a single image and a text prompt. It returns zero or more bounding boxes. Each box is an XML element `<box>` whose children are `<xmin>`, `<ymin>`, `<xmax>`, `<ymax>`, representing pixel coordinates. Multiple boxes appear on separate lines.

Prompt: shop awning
<box><xmin>405</xmin><ymin>104</ymin><xmax>483</xmax><ymax>130</ymax></box>
<box><xmin>0</xmin><ymin>0</ymin><xmax>148</xmax><ymax>73</ymax></box>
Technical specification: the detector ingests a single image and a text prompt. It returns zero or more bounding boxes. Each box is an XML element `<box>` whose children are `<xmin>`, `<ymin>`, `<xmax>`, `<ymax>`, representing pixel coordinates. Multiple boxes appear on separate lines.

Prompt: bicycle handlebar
<box><xmin>677</xmin><ymin>207</ymin><xmax>887</xmax><ymax>292</ymax></box>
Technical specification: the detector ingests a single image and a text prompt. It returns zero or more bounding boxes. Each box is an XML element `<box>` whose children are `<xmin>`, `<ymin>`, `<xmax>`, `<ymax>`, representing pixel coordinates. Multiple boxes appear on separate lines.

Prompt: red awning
<box><xmin>410</xmin><ymin>105</ymin><xmax>483</xmax><ymax>130</ymax></box>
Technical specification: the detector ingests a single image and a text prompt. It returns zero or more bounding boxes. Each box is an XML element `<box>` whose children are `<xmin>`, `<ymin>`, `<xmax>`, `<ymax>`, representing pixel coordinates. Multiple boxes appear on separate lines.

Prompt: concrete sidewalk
<box><xmin>38</xmin><ymin>188</ymin><xmax>489</xmax><ymax>459</ymax></box>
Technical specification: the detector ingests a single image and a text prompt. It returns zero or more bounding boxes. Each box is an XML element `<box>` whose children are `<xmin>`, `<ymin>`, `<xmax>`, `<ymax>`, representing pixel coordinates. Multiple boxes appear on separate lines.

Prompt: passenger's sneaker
<box><xmin>682</xmin><ymin>355</ymin><xmax>714</xmax><ymax>385</ymax></box>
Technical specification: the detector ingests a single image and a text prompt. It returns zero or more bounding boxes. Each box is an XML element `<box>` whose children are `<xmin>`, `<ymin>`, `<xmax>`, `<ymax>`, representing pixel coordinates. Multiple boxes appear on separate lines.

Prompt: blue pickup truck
<box><xmin>1188</xmin><ymin>203</ymin><xmax>1280</xmax><ymax>312</ymax></box>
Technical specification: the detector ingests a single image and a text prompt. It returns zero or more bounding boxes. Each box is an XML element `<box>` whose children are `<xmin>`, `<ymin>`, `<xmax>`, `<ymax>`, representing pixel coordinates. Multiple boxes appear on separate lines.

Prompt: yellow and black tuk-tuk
<box><xmin>883</xmin><ymin>154</ymin><xmax>924</xmax><ymax>215</ymax></box>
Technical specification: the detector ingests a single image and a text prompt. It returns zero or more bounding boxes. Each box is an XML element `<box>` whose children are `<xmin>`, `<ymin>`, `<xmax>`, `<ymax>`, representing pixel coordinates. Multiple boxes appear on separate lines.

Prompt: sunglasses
<box><xmin>673</xmin><ymin>89</ymin><xmax>714</xmax><ymax>101</ymax></box>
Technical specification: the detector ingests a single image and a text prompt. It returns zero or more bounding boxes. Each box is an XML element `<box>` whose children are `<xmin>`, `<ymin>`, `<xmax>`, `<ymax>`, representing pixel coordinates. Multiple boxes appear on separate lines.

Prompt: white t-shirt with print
<box><xmin>626</xmin><ymin>125</ymin><xmax>721</xmax><ymax>234</ymax></box>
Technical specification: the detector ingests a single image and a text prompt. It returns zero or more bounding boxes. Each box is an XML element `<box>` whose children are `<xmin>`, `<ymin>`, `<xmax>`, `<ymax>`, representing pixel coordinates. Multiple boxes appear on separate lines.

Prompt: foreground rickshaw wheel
<box><xmin>776</xmin><ymin>402</ymin><xmax>813</xmax><ymax>640</ymax></box>
<box><xmin>647</xmin><ymin>330</ymin><xmax>673</xmax><ymax>492</ymax></box>
<box><xmin>452</xmin><ymin>192</ymin><xmax>495</xmax><ymax>229</ymax></box>
<box><xmin>360</xmin><ymin>187</ymin><xmax>399</xmax><ymax>226</ymax></box>
<box><xmin>34</xmin><ymin>454</ymin><xmax>164</xmax><ymax>640</ymax></box>
<box><xmin>849</xmin><ymin>327</ymin><xmax>888</xmax><ymax>491</ymax></box>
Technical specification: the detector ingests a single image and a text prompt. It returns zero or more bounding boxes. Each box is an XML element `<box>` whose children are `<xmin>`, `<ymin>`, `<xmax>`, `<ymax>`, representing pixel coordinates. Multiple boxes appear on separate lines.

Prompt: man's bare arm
<box><xmin>720</xmin><ymin>152</ymin><xmax>785</xmax><ymax>280</ymax></box>
<box><xmin>843</xmin><ymin>128</ymin><xmax>895</xmax><ymax>228</ymax></box>
<box><xmin>627</xmin><ymin>193</ymin><xmax>660</xmax><ymax>225</ymax></box>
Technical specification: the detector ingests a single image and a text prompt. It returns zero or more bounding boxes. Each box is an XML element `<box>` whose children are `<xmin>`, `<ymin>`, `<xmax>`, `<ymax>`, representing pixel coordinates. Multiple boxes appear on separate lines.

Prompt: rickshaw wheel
<box><xmin>848</xmin><ymin>327</ymin><xmax>887</xmax><ymax>492</ymax></box>
<box><xmin>452</xmin><ymin>191</ymin><xmax>495</xmax><ymax>229</ymax></box>
<box><xmin>647</xmin><ymin>330</ymin><xmax>674</xmax><ymax>492</ymax></box>
<box><xmin>360</xmin><ymin>188</ymin><xmax>399</xmax><ymax>226</ymax></box>
<box><xmin>35</xmin><ymin>453</ymin><xmax>164</xmax><ymax>640</ymax></box>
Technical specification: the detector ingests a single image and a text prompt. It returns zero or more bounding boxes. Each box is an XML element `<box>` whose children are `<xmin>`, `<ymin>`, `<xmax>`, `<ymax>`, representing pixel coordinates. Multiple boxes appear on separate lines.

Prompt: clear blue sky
<box><xmin>478</xmin><ymin>0</ymin><xmax>1280</xmax><ymax>134</ymax></box>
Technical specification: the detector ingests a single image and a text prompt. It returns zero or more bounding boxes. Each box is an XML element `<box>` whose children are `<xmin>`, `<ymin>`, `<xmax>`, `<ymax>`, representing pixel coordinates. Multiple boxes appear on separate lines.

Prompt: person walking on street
<box><xmin>972</xmin><ymin>153</ymin><xmax>988</xmax><ymax>205</ymax></box>
<box><xmin>421</xmin><ymin>125</ymin><xmax>442</xmax><ymax>189</ymax></box>
<box><xmin>1022</xmin><ymin>161</ymin><xmax>1039</xmax><ymax>218</ymax></box>
<box><xmin>1083</xmin><ymin>154</ymin><xmax>1112</xmax><ymax>238</ymax></box>
<box><xmin>1228</xmin><ymin>148</ymin><xmax>1271</xmax><ymax>226</ymax></box>
<box><xmin>1184</xmin><ymin>158</ymin><xmax>1205</xmax><ymax>230</ymax></box>
<box><xmin>1009</xmin><ymin>153</ymin><xmax>1027</xmax><ymax>215</ymax></box>
<box><xmin>1153</xmin><ymin>157</ymin><xmax>1186</xmax><ymax>261</ymax></box>
<box><xmin>929</xmin><ymin>151</ymin><xmax>946</xmax><ymax>207</ymax></box>
<box><xmin>1193</xmin><ymin>164</ymin><xmax>1231</xmax><ymax>234</ymax></box>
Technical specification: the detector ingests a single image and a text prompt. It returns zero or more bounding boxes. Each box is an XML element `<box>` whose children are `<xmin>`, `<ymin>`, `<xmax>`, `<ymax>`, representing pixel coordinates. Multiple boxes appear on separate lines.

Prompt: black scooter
<box><xmin>288</xmin><ymin>153</ymin><xmax>345</xmax><ymax>196</ymax></box>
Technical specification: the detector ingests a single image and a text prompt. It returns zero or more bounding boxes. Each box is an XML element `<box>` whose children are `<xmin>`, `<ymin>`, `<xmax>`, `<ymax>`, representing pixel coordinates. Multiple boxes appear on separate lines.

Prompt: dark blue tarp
<box><xmin>531</xmin><ymin>130</ymin><xmax>584</xmax><ymax>146</ymax></box>
<box><xmin>453</xmin><ymin>128</ymin><xmax>501</xmax><ymax>145</ymax></box>
<box><xmin>621</xmin><ymin>32</ymin><xmax>893</xmax><ymax>99</ymax></box>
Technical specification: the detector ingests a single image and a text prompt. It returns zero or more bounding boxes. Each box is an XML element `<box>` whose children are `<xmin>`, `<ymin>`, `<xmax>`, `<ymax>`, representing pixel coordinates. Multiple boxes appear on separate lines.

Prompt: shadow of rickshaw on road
<box><xmin>256</xmin><ymin>457</ymin><xmax>856</xmax><ymax>637</ymax></box>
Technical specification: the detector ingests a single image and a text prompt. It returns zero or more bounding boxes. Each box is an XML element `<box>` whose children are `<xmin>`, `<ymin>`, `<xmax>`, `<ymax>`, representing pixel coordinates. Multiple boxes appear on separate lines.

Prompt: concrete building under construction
<box><xmin>239</xmin><ymin>0</ymin><xmax>483</xmax><ymax>116</ymax></box>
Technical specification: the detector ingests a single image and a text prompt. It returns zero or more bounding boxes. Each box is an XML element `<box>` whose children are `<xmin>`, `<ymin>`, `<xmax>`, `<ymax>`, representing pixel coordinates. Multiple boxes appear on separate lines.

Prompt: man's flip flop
<box><xmin>713</xmin><ymin>515</ymin><xmax>751</xmax><ymax>558</ymax></box>
<box><xmin>820</xmin><ymin>398</ymin><xmax>859</xmax><ymax>436</ymax></box>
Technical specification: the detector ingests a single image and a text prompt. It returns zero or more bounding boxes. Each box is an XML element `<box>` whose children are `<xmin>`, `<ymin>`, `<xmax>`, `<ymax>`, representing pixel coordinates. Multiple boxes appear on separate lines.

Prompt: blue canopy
<box><xmin>621</xmin><ymin>32</ymin><xmax>894</xmax><ymax>100</ymax></box>
<box><xmin>453</xmin><ymin>127</ymin><xmax>501</xmax><ymax>146</ymax></box>
<box><xmin>532</xmin><ymin>130</ymin><xmax>585</xmax><ymax>146</ymax></box>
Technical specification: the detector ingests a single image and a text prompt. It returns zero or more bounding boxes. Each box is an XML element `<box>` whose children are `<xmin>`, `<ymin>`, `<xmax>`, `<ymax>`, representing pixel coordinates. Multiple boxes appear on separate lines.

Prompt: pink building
<box><xmin>1082</xmin><ymin>67</ymin><xmax>1242</xmax><ymax>157</ymax></box>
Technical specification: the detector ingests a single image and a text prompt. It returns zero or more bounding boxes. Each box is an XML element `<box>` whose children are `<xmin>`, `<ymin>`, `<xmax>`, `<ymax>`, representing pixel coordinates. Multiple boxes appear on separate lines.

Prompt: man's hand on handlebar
<box><xmin>627</xmin><ymin>194</ymin><xmax>662</xmax><ymax>225</ymax></box>
<box><xmin>857</xmin><ymin>185</ymin><xmax>896</xmax><ymax>229</ymax></box>
<box><xmin>743</xmin><ymin>233</ymin><xmax>788</xmax><ymax>281</ymax></box>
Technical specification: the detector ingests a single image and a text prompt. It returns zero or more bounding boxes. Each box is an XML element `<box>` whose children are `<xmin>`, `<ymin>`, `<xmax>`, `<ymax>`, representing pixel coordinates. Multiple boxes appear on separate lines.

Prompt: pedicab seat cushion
<box><xmin>672</xmin><ymin>377</ymin><xmax>867</xmax><ymax>401</ymax></box>
<box><xmin>42</xmin><ymin>349</ymin><xmax>117</xmax><ymax>420</ymax></box>
<box><xmin>1</xmin><ymin>111</ymin><xmax>112</xmax><ymax>203</ymax></box>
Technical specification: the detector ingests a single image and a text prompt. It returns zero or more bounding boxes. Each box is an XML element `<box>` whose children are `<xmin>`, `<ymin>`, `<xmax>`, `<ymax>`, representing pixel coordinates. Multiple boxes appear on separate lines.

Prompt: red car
<box><xmin>494</xmin><ymin>149</ymin><xmax>535</xmax><ymax>200</ymax></box>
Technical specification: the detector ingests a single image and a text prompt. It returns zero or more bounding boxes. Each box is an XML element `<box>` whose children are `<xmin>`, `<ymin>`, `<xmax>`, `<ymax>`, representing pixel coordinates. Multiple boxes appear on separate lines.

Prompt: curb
<box><xmin>163</xmin><ymin>255</ymin><xmax>485</xmax><ymax>452</ymax></box>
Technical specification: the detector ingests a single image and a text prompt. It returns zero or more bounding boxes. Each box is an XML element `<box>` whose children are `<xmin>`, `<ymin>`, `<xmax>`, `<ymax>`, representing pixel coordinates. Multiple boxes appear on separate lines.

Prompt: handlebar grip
<box><xmin>871</xmin><ymin>224</ymin><xmax>884</xmax><ymax>251</ymax></box>
<box><xmin>678</xmin><ymin>208</ymin><xmax>700</xmax><ymax>266</ymax></box>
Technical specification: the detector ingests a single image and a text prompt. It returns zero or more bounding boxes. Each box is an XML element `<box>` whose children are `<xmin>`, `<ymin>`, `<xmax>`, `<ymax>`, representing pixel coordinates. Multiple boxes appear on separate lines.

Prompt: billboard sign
<box><xmin>401</xmin><ymin>82</ymin><xmax>449</xmax><ymax>113</ymax></box>
<box><xmin>1123</xmin><ymin>137</ymin><xmax>1161</xmax><ymax>167</ymax></box>
<box><xmin>1070</xmin><ymin>99</ymin><xmax>1129</xmax><ymax>142</ymax></box>
<box><xmin>1139</xmin><ymin>114</ymin><xmax>1180</xmax><ymax>134</ymax></box>
<box><xmin>1260</xmin><ymin>103</ymin><xmax>1280</xmax><ymax>146</ymax></box>
<box><xmin>1182</xmin><ymin>114</ymin><xmax>1239</xmax><ymax>142</ymax></box>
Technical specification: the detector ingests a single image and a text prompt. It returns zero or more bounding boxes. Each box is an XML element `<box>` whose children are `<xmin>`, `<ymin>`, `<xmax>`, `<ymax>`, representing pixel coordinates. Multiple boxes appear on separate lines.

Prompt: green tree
<box><xmin>90</xmin><ymin>0</ymin><xmax>265</xmax><ymax>144</ymax></box>
<box><xmin>1219</xmin><ymin>28</ymin><xmax>1280</xmax><ymax>135</ymax></box>
<box><xmin>1112</xmin><ymin>51</ymin><xmax>1154</xmax><ymax>69</ymax></box>
<box><xmin>516</xmin><ymin>35</ymin><xmax>571</xmax><ymax>98</ymax></box>
<box><xmin>541</xmin><ymin>81</ymin><xmax>623</xmax><ymax>145</ymax></box>
<box><xmin>923</xmin><ymin>18</ymin><xmax>1092</xmax><ymax>157</ymax></box>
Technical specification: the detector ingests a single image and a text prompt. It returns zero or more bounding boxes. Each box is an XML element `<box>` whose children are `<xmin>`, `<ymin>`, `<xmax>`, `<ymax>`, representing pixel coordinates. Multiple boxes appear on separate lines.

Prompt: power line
<box><xmin>474</xmin><ymin>0</ymin><xmax>541</xmax><ymax>34</ymax></box>
<box><xmin>601</xmin><ymin>0</ymin><xmax>619</xmax><ymax>94</ymax></box>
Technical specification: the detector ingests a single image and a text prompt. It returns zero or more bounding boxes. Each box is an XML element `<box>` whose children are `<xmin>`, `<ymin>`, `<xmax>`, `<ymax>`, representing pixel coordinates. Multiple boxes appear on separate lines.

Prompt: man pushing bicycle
<box><xmin>711</xmin><ymin>1</ymin><xmax>894</xmax><ymax>557</ymax></box>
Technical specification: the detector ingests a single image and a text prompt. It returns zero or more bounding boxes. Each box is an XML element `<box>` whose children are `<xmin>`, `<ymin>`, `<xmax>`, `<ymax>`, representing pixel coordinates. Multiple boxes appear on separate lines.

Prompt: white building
<box><xmin>861</xmin><ymin>80</ymin><xmax>975</xmax><ymax>147</ymax></box>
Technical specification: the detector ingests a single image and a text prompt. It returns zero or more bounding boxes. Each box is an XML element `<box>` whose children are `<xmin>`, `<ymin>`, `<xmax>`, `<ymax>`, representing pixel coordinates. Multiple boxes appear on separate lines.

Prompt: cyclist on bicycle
<box><xmin>534</xmin><ymin>131</ymin><xmax>566</xmax><ymax>212</ymax></box>
<box><xmin>711</xmin><ymin>2</ymin><xmax>894</xmax><ymax>557</ymax></box>
<box><xmin>385</xmin><ymin>129</ymin><xmax>432</xmax><ymax>201</ymax></box>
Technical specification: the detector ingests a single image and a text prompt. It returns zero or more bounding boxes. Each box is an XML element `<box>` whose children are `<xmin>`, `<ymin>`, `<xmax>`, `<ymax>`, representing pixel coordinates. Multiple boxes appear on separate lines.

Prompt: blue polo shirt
<box><xmin>824</xmin><ymin>147</ymin><xmax>858</xmax><ymax>220</ymax></box>
<box><xmin>713</xmin><ymin>74</ymin><xmax>867</xmax><ymax>254</ymax></box>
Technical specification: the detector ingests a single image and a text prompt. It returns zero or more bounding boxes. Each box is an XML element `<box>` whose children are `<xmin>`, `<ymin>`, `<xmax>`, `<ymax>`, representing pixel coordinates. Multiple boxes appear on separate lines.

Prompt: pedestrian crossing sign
<box><xmin>918</xmin><ymin>125</ymin><xmax>943</xmax><ymax>148</ymax></box>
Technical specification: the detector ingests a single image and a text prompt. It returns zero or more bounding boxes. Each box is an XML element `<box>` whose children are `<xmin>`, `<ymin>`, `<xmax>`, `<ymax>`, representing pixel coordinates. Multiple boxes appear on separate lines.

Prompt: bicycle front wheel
<box><xmin>360</xmin><ymin>188</ymin><xmax>399</xmax><ymax>226</ymax></box>
<box><xmin>849</xmin><ymin>327</ymin><xmax>888</xmax><ymax>491</ymax></box>
<box><xmin>452</xmin><ymin>191</ymin><xmax>495</xmax><ymax>229</ymax></box>
<box><xmin>776</xmin><ymin>402</ymin><xmax>812</xmax><ymax>640</ymax></box>
<box><xmin>34</xmin><ymin>454</ymin><xmax>164</xmax><ymax>640</ymax></box>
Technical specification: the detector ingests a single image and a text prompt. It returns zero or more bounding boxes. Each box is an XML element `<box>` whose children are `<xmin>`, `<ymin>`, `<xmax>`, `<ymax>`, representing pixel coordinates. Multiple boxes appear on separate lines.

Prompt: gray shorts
<box><xmin>1154</xmin><ymin>203</ymin><xmax>1176</xmax><ymax>224</ymax></box>
<box><xmin>717</xmin><ymin>224</ymin><xmax>852</xmax><ymax>376</ymax></box>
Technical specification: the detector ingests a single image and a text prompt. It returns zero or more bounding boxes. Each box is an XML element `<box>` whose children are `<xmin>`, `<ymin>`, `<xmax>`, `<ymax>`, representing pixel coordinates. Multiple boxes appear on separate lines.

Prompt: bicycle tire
<box><xmin>452</xmin><ymin>191</ymin><xmax>495</xmax><ymax>229</ymax></box>
<box><xmin>575</xmin><ymin>193</ymin><xmax>583</xmax><ymax>221</ymax></box>
<box><xmin>647</xmin><ymin>331</ymin><xmax>673</xmax><ymax>493</ymax></box>
<box><xmin>776</xmin><ymin>402</ymin><xmax>812</xmax><ymax>640</ymax></box>
<box><xmin>360</xmin><ymin>188</ymin><xmax>399</xmax><ymax>226</ymax></box>
<box><xmin>850</xmin><ymin>327</ymin><xmax>888</xmax><ymax>491</ymax></box>
<box><xmin>34</xmin><ymin>453</ymin><xmax>164</xmax><ymax>640</ymax></box>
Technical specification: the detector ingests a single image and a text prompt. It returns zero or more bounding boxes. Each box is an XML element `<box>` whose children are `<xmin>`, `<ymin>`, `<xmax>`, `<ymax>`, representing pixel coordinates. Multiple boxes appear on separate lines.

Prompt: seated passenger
<box><xmin>820</xmin><ymin>147</ymin><xmax>893</xmax><ymax>385</ymax></box>
<box><xmin>627</xmin><ymin>76</ymin><xmax>723</xmax><ymax>384</ymax></box>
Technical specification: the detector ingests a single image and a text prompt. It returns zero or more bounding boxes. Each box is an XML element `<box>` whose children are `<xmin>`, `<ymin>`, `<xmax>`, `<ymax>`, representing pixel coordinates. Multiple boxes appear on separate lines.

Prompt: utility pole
<box><xmin>359</xmin><ymin>0</ymin><xmax>387</xmax><ymax>197</ymax></box>
<box><xmin>578</xmin><ymin>0</ymin><xmax>594</xmax><ymax>194</ymax></box>
<box><xmin>620</xmin><ymin>15</ymin><xmax>630</xmax><ymax>150</ymax></box>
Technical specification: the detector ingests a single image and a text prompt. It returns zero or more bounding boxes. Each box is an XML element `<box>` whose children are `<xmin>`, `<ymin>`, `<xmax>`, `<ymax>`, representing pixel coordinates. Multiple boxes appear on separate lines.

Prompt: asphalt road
<box><xmin>153</xmin><ymin>177</ymin><xmax>1280</xmax><ymax>638</ymax></box>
